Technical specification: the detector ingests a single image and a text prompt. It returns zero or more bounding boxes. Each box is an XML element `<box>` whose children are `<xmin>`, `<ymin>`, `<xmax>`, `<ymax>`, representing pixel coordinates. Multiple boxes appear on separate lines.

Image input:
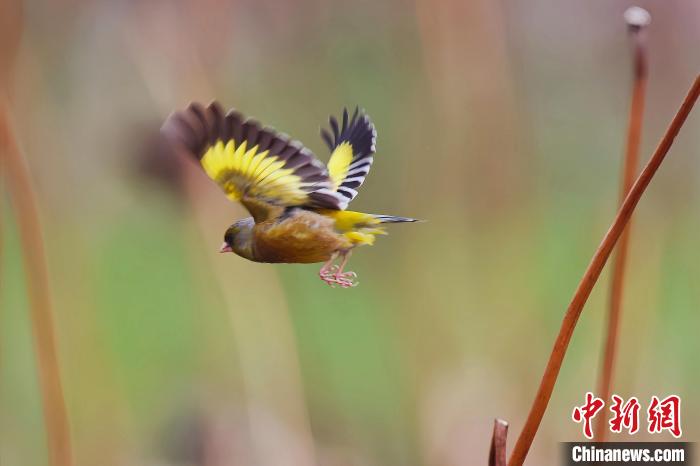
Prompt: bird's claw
<box><xmin>334</xmin><ymin>271</ymin><xmax>358</xmax><ymax>288</ymax></box>
<box><xmin>319</xmin><ymin>270</ymin><xmax>358</xmax><ymax>288</ymax></box>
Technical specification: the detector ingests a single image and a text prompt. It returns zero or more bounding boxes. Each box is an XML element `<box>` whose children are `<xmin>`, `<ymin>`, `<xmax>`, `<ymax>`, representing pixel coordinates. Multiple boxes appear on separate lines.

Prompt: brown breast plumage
<box><xmin>251</xmin><ymin>209</ymin><xmax>352</xmax><ymax>264</ymax></box>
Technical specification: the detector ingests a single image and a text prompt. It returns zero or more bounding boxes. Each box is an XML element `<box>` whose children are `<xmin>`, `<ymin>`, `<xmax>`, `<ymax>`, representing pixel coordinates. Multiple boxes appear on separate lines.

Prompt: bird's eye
<box><xmin>224</xmin><ymin>229</ymin><xmax>235</xmax><ymax>244</ymax></box>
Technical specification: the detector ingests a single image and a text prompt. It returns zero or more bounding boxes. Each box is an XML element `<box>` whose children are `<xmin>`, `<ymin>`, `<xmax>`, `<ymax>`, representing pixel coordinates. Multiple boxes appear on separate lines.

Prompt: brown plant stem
<box><xmin>0</xmin><ymin>98</ymin><xmax>73</xmax><ymax>466</ymax></box>
<box><xmin>489</xmin><ymin>419</ymin><xmax>509</xmax><ymax>466</ymax></box>
<box><xmin>595</xmin><ymin>9</ymin><xmax>650</xmax><ymax>441</ymax></box>
<box><xmin>507</xmin><ymin>75</ymin><xmax>700</xmax><ymax>466</ymax></box>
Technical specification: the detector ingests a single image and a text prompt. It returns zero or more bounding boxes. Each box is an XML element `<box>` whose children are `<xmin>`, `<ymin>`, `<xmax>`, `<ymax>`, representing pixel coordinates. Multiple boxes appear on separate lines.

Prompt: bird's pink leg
<box><xmin>319</xmin><ymin>253</ymin><xmax>341</xmax><ymax>286</ymax></box>
<box><xmin>331</xmin><ymin>251</ymin><xmax>357</xmax><ymax>288</ymax></box>
<box><xmin>319</xmin><ymin>254</ymin><xmax>337</xmax><ymax>275</ymax></box>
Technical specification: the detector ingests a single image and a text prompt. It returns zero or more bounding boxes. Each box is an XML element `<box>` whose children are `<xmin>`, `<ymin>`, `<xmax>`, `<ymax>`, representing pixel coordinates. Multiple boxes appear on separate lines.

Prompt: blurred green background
<box><xmin>1</xmin><ymin>0</ymin><xmax>699</xmax><ymax>464</ymax></box>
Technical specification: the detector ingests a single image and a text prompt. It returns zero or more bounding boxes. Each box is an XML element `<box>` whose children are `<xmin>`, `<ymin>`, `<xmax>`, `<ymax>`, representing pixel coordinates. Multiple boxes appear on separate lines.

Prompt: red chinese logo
<box><xmin>572</xmin><ymin>392</ymin><xmax>605</xmax><ymax>439</ymax></box>
<box><xmin>572</xmin><ymin>393</ymin><xmax>682</xmax><ymax>439</ymax></box>
<box><xmin>648</xmin><ymin>395</ymin><xmax>682</xmax><ymax>438</ymax></box>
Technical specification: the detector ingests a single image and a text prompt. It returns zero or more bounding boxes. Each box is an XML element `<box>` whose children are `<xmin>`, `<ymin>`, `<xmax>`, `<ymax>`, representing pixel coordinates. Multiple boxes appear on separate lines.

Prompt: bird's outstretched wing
<box><xmin>162</xmin><ymin>102</ymin><xmax>345</xmax><ymax>221</ymax></box>
<box><xmin>320</xmin><ymin>108</ymin><xmax>376</xmax><ymax>209</ymax></box>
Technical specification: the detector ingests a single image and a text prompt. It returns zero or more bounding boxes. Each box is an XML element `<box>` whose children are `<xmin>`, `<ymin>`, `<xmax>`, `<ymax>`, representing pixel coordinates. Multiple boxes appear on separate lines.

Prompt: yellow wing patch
<box><xmin>161</xmin><ymin>102</ymin><xmax>347</xmax><ymax>218</ymax></box>
<box><xmin>327</xmin><ymin>142</ymin><xmax>353</xmax><ymax>190</ymax></box>
<box><xmin>201</xmin><ymin>140</ymin><xmax>308</xmax><ymax>205</ymax></box>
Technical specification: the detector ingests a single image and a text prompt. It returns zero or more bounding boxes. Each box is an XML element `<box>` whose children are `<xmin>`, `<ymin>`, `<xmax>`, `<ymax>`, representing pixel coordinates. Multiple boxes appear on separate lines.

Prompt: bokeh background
<box><xmin>2</xmin><ymin>0</ymin><xmax>699</xmax><ymax>465</ymax></box>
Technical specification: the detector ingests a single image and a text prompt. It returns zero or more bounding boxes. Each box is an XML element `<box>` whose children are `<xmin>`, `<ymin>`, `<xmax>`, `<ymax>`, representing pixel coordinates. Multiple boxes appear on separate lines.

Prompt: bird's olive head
<box><xmin>220</xmin><ymin>217</ymin><xmax>255</xmax><ymax>259</ymax></box>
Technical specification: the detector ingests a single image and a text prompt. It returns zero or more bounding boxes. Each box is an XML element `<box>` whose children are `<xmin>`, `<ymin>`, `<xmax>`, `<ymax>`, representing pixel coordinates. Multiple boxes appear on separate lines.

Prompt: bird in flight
<box><xmin>162</xmin><ymin>102</ymin><xmax>419</xmax><ymax>288</ymax></box>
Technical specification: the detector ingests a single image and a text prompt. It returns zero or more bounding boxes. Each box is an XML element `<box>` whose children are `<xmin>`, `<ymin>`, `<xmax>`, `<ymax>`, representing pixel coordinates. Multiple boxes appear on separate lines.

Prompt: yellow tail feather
<box><xmin>321</xmin><ymin>210</ymin><xmax>403</xmax><ymax>246</ymax></box>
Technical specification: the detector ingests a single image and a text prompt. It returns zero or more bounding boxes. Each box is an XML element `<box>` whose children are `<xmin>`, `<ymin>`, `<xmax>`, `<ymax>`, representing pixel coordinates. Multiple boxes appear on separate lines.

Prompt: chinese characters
<box><xmin>572</xmin><ymin>393</ymin><xmax>681</xmax><ymax>439</ymax></box>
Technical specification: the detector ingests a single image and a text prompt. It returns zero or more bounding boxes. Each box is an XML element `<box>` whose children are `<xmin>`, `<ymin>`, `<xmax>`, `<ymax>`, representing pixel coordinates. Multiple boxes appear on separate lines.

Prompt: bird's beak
<box><xmin>219</xmin><ymin>242</ymin><xmax>233</xmax><ymax>253</ymax></box>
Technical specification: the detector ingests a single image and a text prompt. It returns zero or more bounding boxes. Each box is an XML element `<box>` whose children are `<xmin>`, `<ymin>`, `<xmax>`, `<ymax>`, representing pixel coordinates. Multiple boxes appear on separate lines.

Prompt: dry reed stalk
<box><xmin>0</xmin><ymin>97</ymin><xmax>73</xmax><ymax>466</ymax></box>
<box><xmin>0</xmin><ymin>91</ymin><xmax>3</xmax><ymax>286</ymax></box>
<box><xmin>489</xmin><ymin>419</ymin><xmax>509</xmax><ymax>466</ymax></box>
<box><xmin>507</xmin><ymin>75</ymin><xmax>700</xmax><ymax>466</ymax></box>
<box><xmin>594</xmin><ymin>7</ymin><xmax>651</xmax><ymax>442</ymax></box>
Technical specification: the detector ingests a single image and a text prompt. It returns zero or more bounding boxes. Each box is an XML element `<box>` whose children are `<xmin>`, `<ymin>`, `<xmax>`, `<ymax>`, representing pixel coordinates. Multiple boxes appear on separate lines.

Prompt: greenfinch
<box><xmin>162</xmin><ymin>102</ymin><xmax>418</xmax><ymax>287</ymax></box>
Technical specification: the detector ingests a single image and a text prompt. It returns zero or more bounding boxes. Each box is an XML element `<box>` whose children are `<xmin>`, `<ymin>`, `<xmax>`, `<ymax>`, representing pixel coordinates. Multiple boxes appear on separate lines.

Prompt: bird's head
<box><xmin>220</xmin><ymin>217</ymin><xmax>255</xmax><ymax>259</ymax></box>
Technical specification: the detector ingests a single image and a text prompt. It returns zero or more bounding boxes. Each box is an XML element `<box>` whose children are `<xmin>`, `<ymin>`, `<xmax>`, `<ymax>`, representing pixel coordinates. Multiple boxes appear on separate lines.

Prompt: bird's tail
<box><xmin>322</xmin><ymin>210</ymin><xmax>421</xmax><ymax>246</ymax></box>
<box><xmin>374</xmin><ymin>215</ymin><xmax>421</xmax><ymax>224</ymax></box>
